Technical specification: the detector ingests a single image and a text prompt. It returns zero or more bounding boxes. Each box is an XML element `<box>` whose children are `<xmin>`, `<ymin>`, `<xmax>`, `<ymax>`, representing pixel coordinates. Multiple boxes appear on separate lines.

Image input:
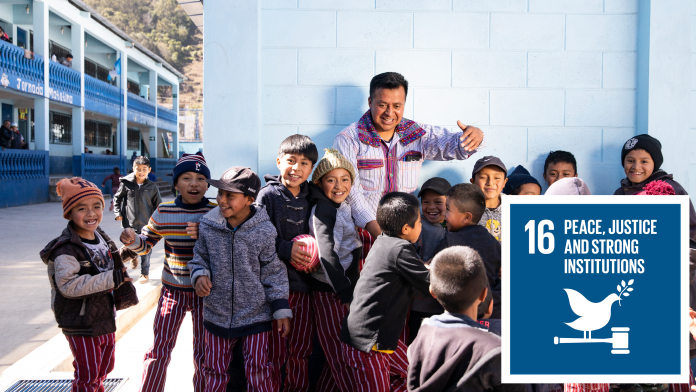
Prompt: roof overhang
<box><xmin>177</xmin><ymin>0</ymin><xmax>203</xmax><ymax>34</ymax></box>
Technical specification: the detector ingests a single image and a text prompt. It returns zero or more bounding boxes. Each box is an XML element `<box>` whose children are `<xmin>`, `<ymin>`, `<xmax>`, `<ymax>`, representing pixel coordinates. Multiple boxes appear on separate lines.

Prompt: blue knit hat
<box><xmin>503</xmin><ymin>165</ymin><xmax>541</xmax><ymax>195</ymax></box>
<box><xmin>172</xmin><ymin>151</ymin><xmax>210</xmax><ymax>189</ymax></box>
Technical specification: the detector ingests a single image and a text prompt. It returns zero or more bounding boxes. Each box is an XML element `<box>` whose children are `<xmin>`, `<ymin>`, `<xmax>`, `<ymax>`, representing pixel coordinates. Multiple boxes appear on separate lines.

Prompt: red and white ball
<box><xmin>291</xmin><ymin>234</ymin><xmax>320</xmax><ymax>271</ymax></box>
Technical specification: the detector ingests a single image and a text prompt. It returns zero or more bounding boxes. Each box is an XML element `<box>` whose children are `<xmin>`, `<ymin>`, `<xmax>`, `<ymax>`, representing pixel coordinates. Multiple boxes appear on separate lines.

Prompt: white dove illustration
<box><xmin>564</xmin><ymin>288</ymin><xmax>621</xmax><ymax>339</ymax></box>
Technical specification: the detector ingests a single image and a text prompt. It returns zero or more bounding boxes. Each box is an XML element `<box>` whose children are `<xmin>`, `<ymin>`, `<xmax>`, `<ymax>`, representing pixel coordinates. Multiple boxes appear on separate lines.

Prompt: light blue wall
<box><xmin>205</xmin><ymin>0</ymin><xmax>695</xmax><ymax>196</ymax></box>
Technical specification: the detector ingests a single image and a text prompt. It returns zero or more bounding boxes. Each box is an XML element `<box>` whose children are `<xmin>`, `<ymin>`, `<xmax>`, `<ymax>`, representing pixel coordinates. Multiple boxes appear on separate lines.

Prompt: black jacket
<box><xmin>408</xmin><ymin>312</ymin><xmax>526</xmax><ymax>392</ymax></box>
<box><xmin>39</xmin><ymin>223</ymin><xmax>138</xmax><ymax>336</ymax></box>
<box><xmin>341</xmin><ymin>235</ymin><xmax>431</xmax><ymax>352</ymax></box>
<box><xmin>257</xmin><ymin>175</ymin><xmax>312</xmax><ymax>292</ymax></box>
<box><xmin>434</xmin><ymin>225</ymin><xmax>502</xmax><ymax>319</ymax></box>
<box><xmin>307</xmin><ymin>182</ymin><xmax>361</xmax><ymax>303</ymax></box>
<box><xmin>614</xmin><ymin>169</ymin><xmax>696</xmax><ymax>241</ymax></box>
<box><xmin>0</xmin><ymin>125</ymin><xmax>12</xmax><ymax>148</ymax></box>
<box><xmin>9</xmin><ymin>130</ymin><xmax>22</xmax><ymax>149</ymax></box>
<box><xmin>114</xmin><ymin>173</ymin><xmax>162</xmax><ymax>232</ymax></box>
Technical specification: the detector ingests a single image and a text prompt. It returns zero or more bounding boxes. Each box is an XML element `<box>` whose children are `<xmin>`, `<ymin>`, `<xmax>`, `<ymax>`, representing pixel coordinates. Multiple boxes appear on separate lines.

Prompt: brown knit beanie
<box><xmin>312</xmin><ymin>148</ymin><xmax>356</xmax><ymax>185</ymax></box>
<box><xmin>56</xmin><ymin>177</ymin><xmax>105</xmax><ymax>219</ymax></box>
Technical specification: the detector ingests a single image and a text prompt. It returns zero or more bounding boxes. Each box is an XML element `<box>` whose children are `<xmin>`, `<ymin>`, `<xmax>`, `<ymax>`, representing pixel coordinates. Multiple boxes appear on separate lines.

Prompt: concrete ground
<box><xmin>0</xmin><ymin>197</ymin><xmax>172</xmax><ymax>374</ymax></box>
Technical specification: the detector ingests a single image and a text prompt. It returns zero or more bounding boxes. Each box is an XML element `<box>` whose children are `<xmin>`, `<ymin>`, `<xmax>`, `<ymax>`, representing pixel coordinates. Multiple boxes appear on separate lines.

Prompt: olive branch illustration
<box><xmin>616</xmin><ymin>279</ymin><xmax>634</xmax><ymax>305</ymax></box>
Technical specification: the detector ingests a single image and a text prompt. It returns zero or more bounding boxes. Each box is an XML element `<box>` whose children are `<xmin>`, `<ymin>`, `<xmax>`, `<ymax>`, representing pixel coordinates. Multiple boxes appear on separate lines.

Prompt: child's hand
<box><xmin>195</xmin><ymin>276</ymin><xmax>212</xmax><ymax>297</ymax></box>
<box><xmin>303</xmin><ymin>264</ymin><xmax>319</xmax><ymax>274</ymax></box>
<box><xmin>291</xmin><ymin>241</ymin><xmax>312</xmax><ymax>269</ymax></box>
<box><xmin>115</xmin><ymin>216</ymin><xmax>123</xmax><ymax>221</ymax></box>
<box><xmin>186</xmin><ymin>222</ymin><xmax>200</xmax><ymax>239</ymax></box>
<box><xmin>275</xmin><ymin>318</ymin><xmax>292</xmax><ymax>338</ymax></box>
<box><xmin>120</xmin><ymin>228</ymin><xmax>136</xmax><ymax>244</ymax></box>
<box><xmin>689</xmin><ymin>308</ymin><xmax>696</xmax><ymax>340</ymax></box>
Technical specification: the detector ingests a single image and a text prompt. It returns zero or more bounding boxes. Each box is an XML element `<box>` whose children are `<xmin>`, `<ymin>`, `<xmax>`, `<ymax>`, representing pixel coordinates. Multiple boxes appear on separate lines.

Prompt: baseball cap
<box><xmin>10</xmin><ymin>123</ymin><xmax>17</xmax><ymax>127</ymax></box>
<box><xmin>417</xmin><ymin>177</ymin><xmax>452</xmax><ymax>198</ymax></box>
<box><xmin>206</xmin><ymin>166</ymin><xmax>261</xmax><ymax>199</ymax></box>
<box><xmin>472</xmin><ymin>156</ymin><xmax>507</xmax><ymax>176</ymax></box>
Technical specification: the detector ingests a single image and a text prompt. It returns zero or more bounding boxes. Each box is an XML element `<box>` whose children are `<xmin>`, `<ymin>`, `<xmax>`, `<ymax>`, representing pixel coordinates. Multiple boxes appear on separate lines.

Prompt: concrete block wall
<box><xmin>258</xmin><ymin>0</ymin><xmax>640</xmax><ymax>194</ymax></box>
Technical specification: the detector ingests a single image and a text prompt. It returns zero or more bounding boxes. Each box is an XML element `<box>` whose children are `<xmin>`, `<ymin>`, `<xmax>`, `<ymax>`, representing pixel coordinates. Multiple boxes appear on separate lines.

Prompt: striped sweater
<box><xmin>126</xmin><ymin>197</ymin><xmax>217</xmax><ymax>291</ymax></box>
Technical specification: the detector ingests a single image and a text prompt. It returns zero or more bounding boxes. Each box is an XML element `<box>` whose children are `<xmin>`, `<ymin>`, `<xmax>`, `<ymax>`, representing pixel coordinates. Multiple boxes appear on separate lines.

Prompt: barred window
<box><xmin>49</xmin><ymin>111</ymin><xmax>72</xmax><ymax>144</ymax></box>
<box><xmin>85</xmin><ymin>58</ymin><xmax>115</xmax><ymax>85</ymax></box>
<box><xmin>127</xmin><ymin>128</ymin><xmax>141</xmax><ymax>151</ymax></box>
<box><xmin>49</xmin><ymin>40</ymin><xmax>70</xmax><ymax>62</ymax></box>
<box><xmin>127</xmin><ymin>80</ymin><xmax>140</xmax><ymax>96</ymax></box>
<box><xmin>85</xmin><ymin>120</ymin><xmax>112</xmax><ymax>148</ymax></box>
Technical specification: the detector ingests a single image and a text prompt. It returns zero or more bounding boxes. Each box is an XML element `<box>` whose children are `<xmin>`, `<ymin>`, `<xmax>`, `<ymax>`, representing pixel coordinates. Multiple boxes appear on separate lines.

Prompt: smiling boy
<box><xmin>543</xmin><ymin>150</ymin><xmax>578</xmax><ymax>187</ymax></box>
<box><xmin>258</xmin><ymin>135</ymin><xmax>320</xmax><ymax>391</ymax></box>
<box><xmin>188</xmin><ymin>167</ymin><xmax>292</xmax><ymax>392</ymax></box>
<box><xmin>470</xmin><ymin>156</ymin><xmax>507</xmax><ymax>242</ymax></box>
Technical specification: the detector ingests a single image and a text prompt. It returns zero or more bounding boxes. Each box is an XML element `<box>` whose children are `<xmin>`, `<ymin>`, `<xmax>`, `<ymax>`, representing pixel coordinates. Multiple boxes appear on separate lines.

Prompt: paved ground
<box><xmin>0</xmin><ymin>198</ymin><xmax>172</xmax><ymax>374</ymax></box>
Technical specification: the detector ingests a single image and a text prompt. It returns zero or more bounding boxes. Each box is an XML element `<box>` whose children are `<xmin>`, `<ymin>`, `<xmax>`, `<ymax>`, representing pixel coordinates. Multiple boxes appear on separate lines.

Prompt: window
<box><xmin>85</xmin><ymin>120</ymin><xmax>112</xmax><ymax>147</ymax></box>
<box><xmin>30</xmin><ymin>109</ymin><xmax>34</xmax><ymax>142</ymax></box>
<box><xmin>49</xmin><ymin>111</ymin><xmax>72</xmax><ymax>144</ymax></box>
<box><xmin>85</xmin><ymin>58</ymin><xmax>115</xmax><ymax>84</ymax></box>
<box><xmin>127</xmin><ymin>128</ymin><xmax>140</xmax><ymax>151</ymax></box>
<box><xmin>127</xmin><ymin>80</ymin><xmax>140</xmax><ymax>96</ymax></box>
<box><xmin>49</xmin><ymin>40</ymin><xmax>70</xmax><ymax>62</ymax></box>
<box><xmin>179</xmin><ymin>123</ymin><xmax>185</xmax><ymax>139</ymax></box>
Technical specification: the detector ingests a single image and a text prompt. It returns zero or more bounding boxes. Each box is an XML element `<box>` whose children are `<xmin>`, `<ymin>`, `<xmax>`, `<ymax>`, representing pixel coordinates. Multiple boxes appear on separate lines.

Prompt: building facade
<box><xmin>201</xmin><ymin>0</ymin><xmax>693</xmax><ymax>197</ymax></box>
<box><xmin>0</xmin><ymin>0</ymin><xmax>183</xmax><ymax>207</ymax></box>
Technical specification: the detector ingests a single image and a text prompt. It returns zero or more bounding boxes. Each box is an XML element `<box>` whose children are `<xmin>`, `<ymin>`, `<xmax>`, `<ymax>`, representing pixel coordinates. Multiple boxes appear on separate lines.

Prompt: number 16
<box><xmin>524</xmin><ymin>220</ymin><xmax>555</xmax><ymax>254</ymax></box>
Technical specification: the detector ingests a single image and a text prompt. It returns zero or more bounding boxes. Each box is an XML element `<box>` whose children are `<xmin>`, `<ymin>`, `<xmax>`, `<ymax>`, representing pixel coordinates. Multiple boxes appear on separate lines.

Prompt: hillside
<box><xmin>83</xmin><ymin>0</ymin><xmax>203</xmax><ymax>108</ymax></box>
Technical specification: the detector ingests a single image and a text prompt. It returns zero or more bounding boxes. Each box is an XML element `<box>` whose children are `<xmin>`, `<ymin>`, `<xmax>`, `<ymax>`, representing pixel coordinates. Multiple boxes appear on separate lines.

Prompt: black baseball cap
<box><xmin>472</xmin><ymin>156</ymin><xmax>507</xmax><ymax>177</ymax></box>
<box><xmin>417</xmin><ymin>177</ymin><xmax>452</xmax><ymax>198</ymax></box>
<box><xmin>206</xmin><ymin>166</ymin><xmax>261</xmax><ymax>199</ymax></box>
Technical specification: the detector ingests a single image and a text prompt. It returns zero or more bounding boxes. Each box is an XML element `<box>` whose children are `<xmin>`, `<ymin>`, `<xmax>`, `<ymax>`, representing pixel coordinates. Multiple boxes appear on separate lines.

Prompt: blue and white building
<box><xmin>0</xmin><ymin>0</ymin><xmax>184</xmax><ymax>207</ymax></box>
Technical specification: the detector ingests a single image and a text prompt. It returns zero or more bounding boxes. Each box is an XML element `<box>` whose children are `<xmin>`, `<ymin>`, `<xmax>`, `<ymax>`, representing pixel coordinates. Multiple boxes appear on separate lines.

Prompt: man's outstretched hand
<box><xmin>457</xmin><ymin>121</ymin><xmax>483</xmax><ymax>152</ymax></box>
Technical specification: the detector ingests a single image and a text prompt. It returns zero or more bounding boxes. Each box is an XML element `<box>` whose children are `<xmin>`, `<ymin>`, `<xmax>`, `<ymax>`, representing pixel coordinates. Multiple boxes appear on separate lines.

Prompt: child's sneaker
<box><xmin>138</xmin><ymin>275</ymin><xmax>149</xmax><ymax>284</ymax></box>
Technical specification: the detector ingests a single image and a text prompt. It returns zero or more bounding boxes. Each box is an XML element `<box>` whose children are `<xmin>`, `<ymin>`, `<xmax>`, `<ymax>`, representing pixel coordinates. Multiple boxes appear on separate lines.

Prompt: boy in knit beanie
<box><xmin>614</xmin><ymin>134</ymin><xmax>696</xmax><ymax>241</ymax></box>
<box><xmin>306</xmin><ymin>148</ymin><xmax>362</xmax><ymax>391</ymax></box>
<box><xmin>40</xmin><ymin>178</ymin><xmax>134</xmax><ymax>392</ymax></box>
<box><xmin>503</xmin><ymin>165</ymin><xmax>541</xmax><ymax>195</ymax></box>
<box><xmin>120</xmin><ymin>151</ymin><xmax>216</xmax><ymax>392</ymax></box>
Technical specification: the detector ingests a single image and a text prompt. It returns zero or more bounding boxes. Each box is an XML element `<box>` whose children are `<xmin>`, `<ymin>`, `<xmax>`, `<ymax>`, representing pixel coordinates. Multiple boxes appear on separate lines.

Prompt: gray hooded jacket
<box><xmin>188</xmin><ymin>204</ymin><xmax>292</xmax><ymax>339</ymax></box>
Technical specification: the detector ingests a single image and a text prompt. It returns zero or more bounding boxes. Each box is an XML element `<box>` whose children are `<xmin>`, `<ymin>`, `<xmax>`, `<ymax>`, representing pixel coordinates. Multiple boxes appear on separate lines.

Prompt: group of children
<box><xmin>42</xmin><ymin>132</ymin><xmax>696</xmax><ymax>392</ymax></box>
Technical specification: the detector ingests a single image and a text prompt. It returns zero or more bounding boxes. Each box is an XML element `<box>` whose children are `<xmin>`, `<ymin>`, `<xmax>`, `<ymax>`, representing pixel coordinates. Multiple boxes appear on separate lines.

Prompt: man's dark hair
<box><xmin>113</xmin><ymin>166</ymin><xmax>120</xmax><ymax>174</ymax></box>
<box><xmin>277</xmin><ymin>134</ymin><xmax>318</xmax><ymax>165</ymax></box>
<box><xmin>446</xmin><ymin>184</ymin><xmax>486</xmax><ymax>224</ymax></box>
<box><xmin>476</xmin><ymin>282</ymin><xmax>493</xmax><ymax>319</ymax></box>
<box><xmin>370</xmin><ymin>72</ymin><xmax>409</xmax><ymax>98</ymax></box>
<box><xmin>376</xmin><ymin>192</ymin><xmax>420</xmax><ymax>237</ymax></box>
<box><xmin>133</xmin><ymin>156</ymin><xmax>150</xmax><ymax>167</ymax></box>
<box><xmin>544</xmin><ymin>150</ymin><xmax>577</xmax><ymax>174</ymax></box>
<box><xmin>66</xmin><ymin>54</ymin><xmax>73</xmax><ymax>59</ymax></box>
<box><xmin>431</xmin><ymin>246</ymin><xmax>487</xmax><ymax>312</ymax></box>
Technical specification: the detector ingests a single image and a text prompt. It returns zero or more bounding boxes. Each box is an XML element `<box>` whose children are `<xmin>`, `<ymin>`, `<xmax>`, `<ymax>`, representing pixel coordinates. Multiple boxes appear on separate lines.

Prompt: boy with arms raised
<box><xmin>188</xmin><ymin>167</ymin><xmax>292</xmax><ymax>392</ymax></box>
<box><xmin>259</xmin><ymin>135</ymin><xmax>319</xmax><ymax>391</ymax></box>
<box><xmin>41</xmin><ymin>178</ymin><xmax>136</xmax><ymax>392</ymax></box>
<box><xmin>407</xmin><ymin>246</ymin><xmax>525</xmax><ymax>392</ymax></box>
<box><xmin>120</xmin><ymin>152</ymin><xmax>216</xmax><ymax>392</ymax></box>
<box><xmin>114</xmin><ymin>156</ymin><xmax>162</xmax><ymax>283</ymax></box>
<box><xmin>470</xmin><ymin>156</ymin><xmax>507</xmax><ymax>241</ymax></box>
<box><xmin>435</xmin><ymin>184</ymin><xmax>501</xmax><ymax>319</ymax></box>
<box><xmin>409</xmin><ymin>177</ymin><xmax>451</xmax><ymax>342</ymax></box>
<box><xmin>340</xmin><ymin>192</ymin><xmax>430</xmax><ymax>392</ymax></box>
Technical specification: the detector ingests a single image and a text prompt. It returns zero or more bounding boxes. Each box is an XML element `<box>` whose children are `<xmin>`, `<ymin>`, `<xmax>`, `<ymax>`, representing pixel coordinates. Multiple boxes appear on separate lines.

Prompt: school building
<box><xmin>197</xmin><ymin>0</ymin><xmax>693</xmax><ymax>197</ymax></box>
<box><xmin>0</xmin><ymin>0</ymin><xmax>184</xmax><ymax>207</ymax></box>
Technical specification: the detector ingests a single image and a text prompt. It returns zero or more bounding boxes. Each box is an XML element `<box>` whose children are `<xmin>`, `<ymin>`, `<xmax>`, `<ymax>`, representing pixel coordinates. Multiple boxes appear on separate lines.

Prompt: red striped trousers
<box><xmin>202</xmin><ymin>330</ymin><xmax>276</xmax><ymax>392</ymax></box>
<box><xmin>356</xmin><ymin>227</ymin><xmax>374</xmax><ymax>271</ymax></box>
<box><xmin>313</xmin><ymin>292</ymin><xmax>353</xmax><ymax>392</ymax></box>
<box><xmin>139</xmin><ymin>286</ymin><xmax>205</xmax><ymax>392</ymax></box>
<box><xmin>65</xmin><ymin>333</ymin><xmax>116</xmax><ymax>392</ymax></box>
<box><xmin>340</xmin><ymin>340</ymin><xmax>408</xmax><ymax>392</ymax></box>
<box><xmin>268</xmin><ymin>291</ymin><xmax>316</xmax><ymax>392</ymax></box>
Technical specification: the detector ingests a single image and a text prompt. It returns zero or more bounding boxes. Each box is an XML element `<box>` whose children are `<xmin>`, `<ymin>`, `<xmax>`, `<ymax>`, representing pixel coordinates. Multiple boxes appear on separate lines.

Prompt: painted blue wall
<box><xmin>206</xmin><ymin>0</ymin><xmax>645</xmax><ymax>195</ymax></box>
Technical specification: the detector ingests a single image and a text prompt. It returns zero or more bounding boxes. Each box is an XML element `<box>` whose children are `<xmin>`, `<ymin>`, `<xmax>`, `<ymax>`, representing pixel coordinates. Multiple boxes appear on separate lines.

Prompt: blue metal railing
<box><xmin>158</xmin><ymin>106</ymin><xmax>177</xmax><ymax>124</ymax></box>
<box><xmin>49</xmin><ymin>60</ymin><xmax>81</xmax><ymax>104</ymax></box>
<box><xmin>0</xmin><ymin>39</ymin><xmax>44</xmax><ymax>88</ymax></box>
<box><xmin>127</xmin><ymin>92</ymin><xmax>156</xmax><ymax>118</ymax></box>
<box><xmin>85</xmin><ymin>74</ymin><xmax>122</xmax><ymax>117</ymax></box>
<box><xmin>83</xmin><ymin>153</ymin><xmax>122</xmax><ymax>177</ymax></box>
<box><xmin>0</xmin><ymin>150</ymin><xmax>49</xmax><ymax>181</ymax></box>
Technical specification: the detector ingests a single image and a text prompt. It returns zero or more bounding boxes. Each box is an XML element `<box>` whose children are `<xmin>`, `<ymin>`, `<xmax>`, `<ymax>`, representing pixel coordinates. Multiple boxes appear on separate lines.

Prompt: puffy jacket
<box><xmin>614</xmin><ymin>169</ymin><xmax>696</xmax><ymax>241</ymax></box>
<box><xmin>188</xmin><ymin>204</ymin><xmax>292</xmax><ymax>339</ymax></box>
<box><xmin>257</xmin><ymin>174</ymin><xmax>312</xmax><ymax>292</ymax></box>
<box><xmin>39</xmin><ymin>223</ymin><xmax>138</xmax><ymax>336</ymax></box>
<box><xmin>0</xmin><ymin>126</ymin><xmax>12</xmax><ymax>148</ymax></box>
<box><xmin>113</xmin><ymin>172</ymin><xmax>162</xmax><ymax>232</ymax></box>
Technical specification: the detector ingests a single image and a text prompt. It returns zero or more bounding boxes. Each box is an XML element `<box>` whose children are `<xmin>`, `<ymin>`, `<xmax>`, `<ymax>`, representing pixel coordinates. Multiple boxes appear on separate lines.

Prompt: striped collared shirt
<box><xmin>333</xmin><ymin>110</ymin><xmax>483</xmax><ymax>228</ymax></box>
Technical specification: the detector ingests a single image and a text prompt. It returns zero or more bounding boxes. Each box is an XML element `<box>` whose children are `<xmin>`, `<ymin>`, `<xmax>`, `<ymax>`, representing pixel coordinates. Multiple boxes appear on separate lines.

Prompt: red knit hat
<box><xmin>56</xmin><ymin>177</ymin><xmax>105</xmax><ymax>219</ymax></box>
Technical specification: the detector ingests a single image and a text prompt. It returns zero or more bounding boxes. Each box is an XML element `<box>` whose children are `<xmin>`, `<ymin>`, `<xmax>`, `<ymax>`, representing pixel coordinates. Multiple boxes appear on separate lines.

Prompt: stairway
<box><xmin>157</xmin><ymin>180</ymin><xmax>174</xmax><ymax>198</ymax></box>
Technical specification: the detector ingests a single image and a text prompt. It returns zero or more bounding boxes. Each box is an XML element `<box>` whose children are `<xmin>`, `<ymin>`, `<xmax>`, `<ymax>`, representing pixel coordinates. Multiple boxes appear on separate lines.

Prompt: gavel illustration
<box><xmin>554</xmin><ymin>327</ymin><xmax>630</xmax><ymax>354</ymax></box>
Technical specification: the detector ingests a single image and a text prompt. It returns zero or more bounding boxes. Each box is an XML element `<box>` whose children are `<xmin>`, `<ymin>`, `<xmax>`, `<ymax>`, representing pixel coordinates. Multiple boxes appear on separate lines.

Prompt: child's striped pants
<box><xmin>139</xmin><ymin>286</ymin><xmax>205</xmax><ymax>392</ymax></box>
<box><xmin>339</xmin><ymin>340</ymin><xmax>408</xmax><ymax>392</ymax></box>
<box><xmin>312</xmin><ymin>291</ymin><xmax>352</xmax><ymax>392</ymax></box>
<box><xmin>202</xmin><ymin>330</ymin><xmax>276</xmax><ymax>392</ymax></box>
<box><xmin>65</xmin><ymin>333</ymin><xmax>116</xmax><ymax>392</ymax></box>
